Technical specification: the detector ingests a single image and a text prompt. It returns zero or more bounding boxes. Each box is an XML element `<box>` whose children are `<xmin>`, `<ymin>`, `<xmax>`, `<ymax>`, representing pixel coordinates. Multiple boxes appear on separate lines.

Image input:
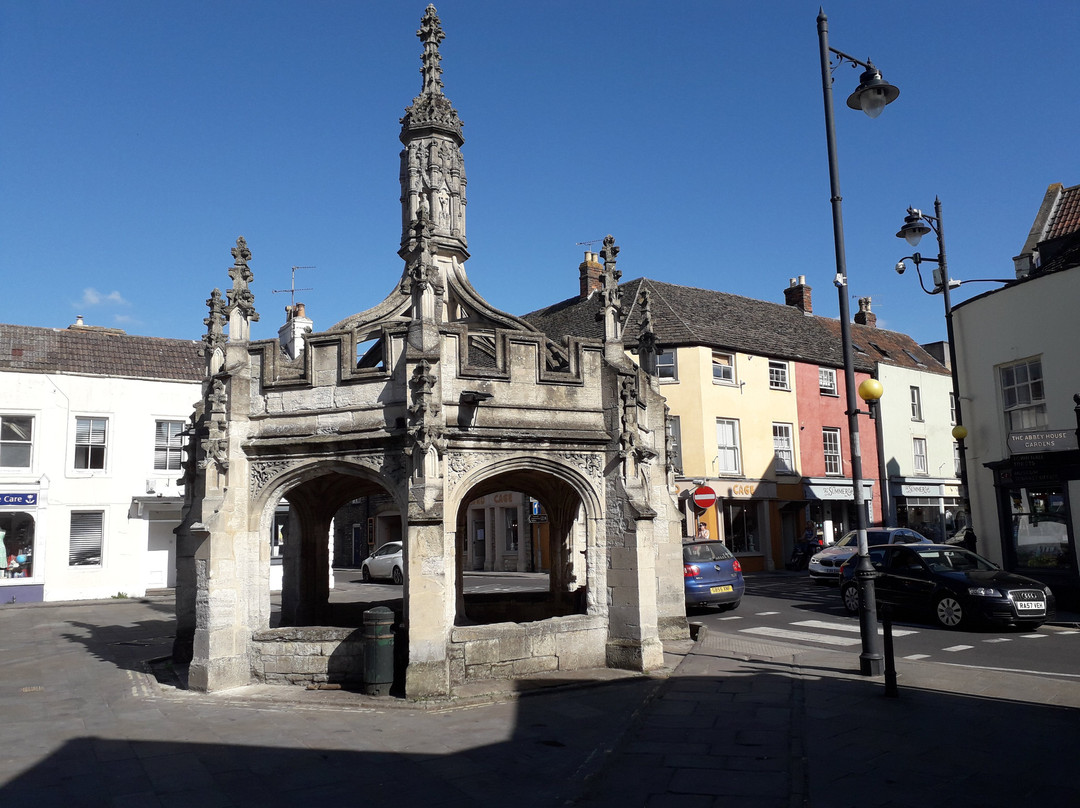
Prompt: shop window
<box><xmin>0</xmin><ymin>512</ymin><xmax>35</xmax><ymax>579</ymax></box>
<box><xmin>716</xmin><ymin>419</ymin><xmax>741</xmax><ymax>475</ymax></box>
<box><xmin>69</xmin><ymin>511</ymin><xmax>103</xmax><ymax>567</ymax></box>
<box><xmin>656</xmin><ymin>349</ymin><xmax>677</xmax><ymax>381</ymax></box>
<box><xmin>768</xmin><ymin>360</ymin><xmax>789</xmax><ymax>390</ymax></box>
<box><xmin>913</xmin><ymin>438</ymin><xmax>928</xmax><ymax>475</ymax></box>
<box><xmin>74</xmin><ymin>417</ymin><xmax>108</xmax><ymax>470</ymax></box>
<box><xmin>819</xmin><ymin>367</ymin><xmax>837</xmax><ymax>396</ymax></box>
<box><xmin>504</xmin><ymin>507</ymin><xmax>519</xmax><ymax>552</ymax></box>
<box><xmin>823</xmin><ymin>428</ymin><xmax>842</xmax><ymax>476</ymax></box>
<box><xmin>712</xmin><ymin>352</ymin><xmax>735</xmax><ymax>384</ymax></box>
<box><xmin>723</xmin><ymin>501</ymin><xmax>760</xmax><ymax>554</ymax></box>
<box><xmin>1008</xmin><ymin>487</ymin><xmax>1069</xmax><ymax>571</ymax></box>
<box><xmin>0</xmin><ymin>415</ymin><xmax>33</xmax><ymax>468</ymax></box>
<box><xmin>1000</xmin><ymin>357</ymin><xmax>1046</xmax><ymax>431</ymax></box>
<box><xmin>910</xmin><ymin>386</ymin><xmax>923</xmax><ymax>421</ymax></box>
<box><xmin>772</xmin><ymin>422</ymin><xmax>795</xmax><ymax>474</ymax></box>
<box><xmin>154</xmin><ymin>420</ymin><xmax>185</xmax><ymax>471</ymax></box>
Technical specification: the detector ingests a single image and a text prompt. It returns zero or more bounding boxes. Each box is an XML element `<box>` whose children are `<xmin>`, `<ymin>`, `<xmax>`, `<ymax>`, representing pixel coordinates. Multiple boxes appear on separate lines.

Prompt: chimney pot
<box><xmin>783</xmin><ymin>278</ymin><xmax>812</xmax><ymax>314</ymax></box>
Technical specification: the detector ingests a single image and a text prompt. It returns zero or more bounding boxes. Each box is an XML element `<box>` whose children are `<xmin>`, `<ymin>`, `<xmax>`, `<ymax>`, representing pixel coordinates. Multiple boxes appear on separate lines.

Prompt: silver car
<box><xmin>361</xmin><ymin>541</ymin><xmax>404</xmax><ymax>584</ymax></box>
<box><xmin>808</xmin><ymin>528</ymin><xmax>929</xmax><ymax>583</ymax></box>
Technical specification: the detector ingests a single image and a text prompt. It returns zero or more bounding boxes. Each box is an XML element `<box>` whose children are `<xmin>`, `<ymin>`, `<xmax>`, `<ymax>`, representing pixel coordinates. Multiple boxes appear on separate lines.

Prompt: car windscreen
<box><xmin>914</xmin><ymin>547</ymin><xmax>998</xmax><ymax>573</ymax></box>
<box><xmin>683</xmin><ymin>542</ymin><xmax>734</xmax><ymax>563</ymax></box>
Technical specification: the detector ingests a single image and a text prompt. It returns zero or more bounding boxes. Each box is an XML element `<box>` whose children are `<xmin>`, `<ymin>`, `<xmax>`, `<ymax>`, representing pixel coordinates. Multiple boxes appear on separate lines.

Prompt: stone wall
<box><xmin>448</xmin><ymin>615</ymin><xmax>607</xmax><ymax>686</ymax></box>
<box><xmin>250</xmin><ymin>626</ymin><xmax>365</xmax><ymax>687</ymax></box>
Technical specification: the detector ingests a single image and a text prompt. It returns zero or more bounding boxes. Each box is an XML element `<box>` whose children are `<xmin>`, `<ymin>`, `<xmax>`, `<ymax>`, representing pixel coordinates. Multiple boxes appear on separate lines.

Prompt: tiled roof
<box><xmin>1045</xmin><ymin>183</ymin><xmax>1080</xmax><ymax>241</ymax></box>
<box><xmin>524</xmin><ymin>278</ymin><xmax>947</xmax><ymax>375</ymax></box>
<box><xmin>0</xmin><ymin>323</ymin><xmax>204</xmax><ymax>382</ymax></box>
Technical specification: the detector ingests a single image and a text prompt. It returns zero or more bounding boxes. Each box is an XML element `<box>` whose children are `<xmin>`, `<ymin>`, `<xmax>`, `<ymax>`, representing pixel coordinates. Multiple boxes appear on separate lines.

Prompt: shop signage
<box><xmin>1008</xmin><ymin>430</ymin><xmax>1078</xmax><ymax>454</ymax></box>
<box><xmin>901</xmin><ymin>484</ymin><xmax>941</xmax><ymax>498</ymax></box>
<box><xmin>528</xmin><ymin>514</ymin><xmax>548</xmax><ymax>523</ymax></box>
<box><xmin>726</xmin><ymin>482</ymin><xmax>777</xmax><ymax>499</ymax></box>
<box><xmin>1</xmin><ymin>493</ymin><xmax>37</xmax><ymax>506</ymax></box>
<box><xmin>803</xmin><ymin>481</ymin><xmax>874</xmax><ymax>501</ymax></box>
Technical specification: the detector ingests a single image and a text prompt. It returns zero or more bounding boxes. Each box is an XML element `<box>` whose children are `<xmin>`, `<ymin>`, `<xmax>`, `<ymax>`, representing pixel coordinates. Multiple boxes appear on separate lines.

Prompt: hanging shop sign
<box><xmin>1008</xmin><ymin>430</ymin><xmax>1078</xmax><ymax>455</ymax></box>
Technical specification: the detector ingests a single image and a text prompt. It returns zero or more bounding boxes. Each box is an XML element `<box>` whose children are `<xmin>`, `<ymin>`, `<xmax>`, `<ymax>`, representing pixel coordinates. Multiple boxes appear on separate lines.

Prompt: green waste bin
<box><xmin>362</xmin><ymin>606</ymin><xmax>395</xmax><ymax>696</ymax></box>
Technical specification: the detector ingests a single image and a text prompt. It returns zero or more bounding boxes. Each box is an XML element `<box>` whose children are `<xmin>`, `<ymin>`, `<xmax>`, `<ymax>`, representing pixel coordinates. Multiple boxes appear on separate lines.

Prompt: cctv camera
<box><xmin>895</xmin><ymin>261</ymin><xmax>906</xmax><ymax>275</ymax></box>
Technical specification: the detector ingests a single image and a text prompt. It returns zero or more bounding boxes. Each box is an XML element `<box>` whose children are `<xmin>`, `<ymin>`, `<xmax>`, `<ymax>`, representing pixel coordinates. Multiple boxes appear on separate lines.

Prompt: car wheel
<box><xmin>392</xmin><ymin>566</ymin><xmax>403</xmax><ymax>585</ymax></box>
<box><xmin>934</xmin><ymin>593</ymin><xmax>966</xmax><ymax>629</ymax></box>
<box><xmin>361</xmin><ymin>566</ymin><xmax>371</xmax><ymax>583</ymax></box>
<box><xmin>841</xmin><ymin>583</ymin><xmax>861</xmax><ymax>615</ymax></box>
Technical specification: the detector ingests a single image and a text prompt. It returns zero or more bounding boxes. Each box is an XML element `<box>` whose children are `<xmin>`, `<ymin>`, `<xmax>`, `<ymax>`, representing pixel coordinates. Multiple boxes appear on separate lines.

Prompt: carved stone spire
<box><xmin>399</xmin><ymin>5</ymin><xmax>468</xmax><ymax>257</ymax></box>
<box><xmin>598</xmin><ymin>235</ymin><xmax>624</xmax><ymax>344</ymax></box>
<box><xmin>637</xmin><ymin>288</ymin><xmax>658</xmax><ymax>376</ymax></box>
<box><xmin>225</xmin><ymin>236</ymin><xmax>259</xmax><ymax>340</ymax></box>
<box><xmin>202</xmin><ymin>287</ymin><xmax>227</xmax><ymax>374</ymax></box>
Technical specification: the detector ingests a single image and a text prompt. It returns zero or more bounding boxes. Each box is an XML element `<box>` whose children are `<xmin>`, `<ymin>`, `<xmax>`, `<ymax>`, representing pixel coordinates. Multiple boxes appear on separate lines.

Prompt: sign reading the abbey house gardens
<box><xmin>1008</xmin><ymin>430</ymin><xmax>1079</xmax><ymax>455</ymax></box>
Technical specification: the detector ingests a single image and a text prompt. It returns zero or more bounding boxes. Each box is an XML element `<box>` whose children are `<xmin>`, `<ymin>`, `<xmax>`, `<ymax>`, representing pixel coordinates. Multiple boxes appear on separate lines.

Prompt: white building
<box><xmin>0</xmin><ymin>320</ymin><xmax>202</xmax><ymax>602</ymax></box>
<box><xmin>951</xmin><ymin>182</ymin><xmax>1080</xmax><ymax>604</ymax></box>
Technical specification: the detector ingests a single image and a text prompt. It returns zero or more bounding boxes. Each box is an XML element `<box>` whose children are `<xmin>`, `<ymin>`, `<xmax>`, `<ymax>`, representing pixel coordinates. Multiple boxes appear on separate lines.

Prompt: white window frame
<box><xmin>819</xmin><ymin>367</ymin><xmax>838</xmax><ymax>396</ymax></box>
<box><xmin>74</xmin><ymin>416</ymin><xmax>108</xmax><ymax>471</ymax></box>
<box><xmin>953</xmin><ymin>442</ymin><xmax>961</xmax><ymax>477</ymax></box>
<box><xmin>154</xmin><ymin>420</ymin><xmax>185</xmax><ymax>471</ymax></box>
<box><xmin>656</xmin><ymin>349</ymin><xmax>677</xmax><ymax>381</ymax></box>
<box><xmin>913</xmin><ymin>437</ymin><xmax>928</xmax><ymax>475</ymax></box>
<box><xmin>0</xmin><ymin>414</ymin><xmax>34</xmax><ymax>469</ymax></box>
<box><xmin>772</xmin><ymin>422</ymin><xmax>795</xmax><ymax>475</ymax></box>
<box><xmin>69</xmin><ymin>511</ymin><xmax>104</xmax><ymax>567</ymax></box>
<box><xmin>999</xmin><ymin>357</ymin><xmax>1046</xmax><ymax>431</ymax></box>
<box><xmin>716</xmin><ymin>418</ymin><xmax>741</xmax><ymax>476</ymax></box>
<box><xmin>949</xmin><ymin>392</ymin><xmax>957</xmax><ymax>425</ymax></box>
<box><xmin>712</xmin><ymin>351</ymin><xmax>736</xmax><ymax>385</ymax></box>
<box><xmin>822</xmin><ymin>427</ymin><xmax>842</xmax><ymax>476</ymax></box>
<box><xmin>910</xmin><ymin>386</ymin><xmax>923</xmax><ymax>421</ymax></box>
<box><xmin>768</xmin><ymin>360</ymin><xmax>790</xmax><ymax>391</ymax></box>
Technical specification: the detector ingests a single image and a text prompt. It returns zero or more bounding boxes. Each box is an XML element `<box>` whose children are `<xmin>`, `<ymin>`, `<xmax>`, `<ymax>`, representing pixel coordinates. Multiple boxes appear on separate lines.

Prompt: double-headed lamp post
<box><xmin>818</xmin><ymin>10</ymin><xmax>899</xmax><ymax>677</ymax></box>
<box><xmin>895</xmin><ymin>199</ymin><xmax>972</xmax><ymax>538</ymax></box>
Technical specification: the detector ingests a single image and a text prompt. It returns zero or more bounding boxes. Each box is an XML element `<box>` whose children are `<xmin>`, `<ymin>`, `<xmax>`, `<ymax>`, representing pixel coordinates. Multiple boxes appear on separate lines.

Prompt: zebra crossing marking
<box><xmin>791</xmin><ymin>619</ymin><xmax>919</xmax><ymax>637</ymax></box>
<box><xmin>738</xmin><ymin>626</ymin><xmax>862</xmax><ymax>647</ymax></box>
<box><xmin>943</xmin><ymin>645</ymin><xmax>973</xmax><ymax>652</ymax></box>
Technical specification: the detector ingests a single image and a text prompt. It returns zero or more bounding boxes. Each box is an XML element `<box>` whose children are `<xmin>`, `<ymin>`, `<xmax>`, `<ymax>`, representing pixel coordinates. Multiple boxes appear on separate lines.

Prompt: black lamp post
<box><xmin>817</xmin><ymin>9</ymin><xmax>899</xmax><ymax>677</ymax></box>
<box><xmin>894</xmin><ymin>199</ymin><xmax>972</xmax><ymax>539</ymax></box>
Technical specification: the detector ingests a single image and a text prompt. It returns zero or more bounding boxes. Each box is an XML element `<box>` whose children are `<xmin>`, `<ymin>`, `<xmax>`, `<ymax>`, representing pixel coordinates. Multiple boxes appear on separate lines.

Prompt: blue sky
<box><xmin>2</xmin><ymin>1</ymin><xmax>1078</xmax><ymax>347</ymax></box>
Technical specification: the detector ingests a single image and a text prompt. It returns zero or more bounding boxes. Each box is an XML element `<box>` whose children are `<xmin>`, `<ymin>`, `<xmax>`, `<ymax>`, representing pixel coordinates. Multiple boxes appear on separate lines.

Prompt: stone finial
<box><xmin>202</xmin><ymin>288</ymin><xmax>227</xmax><ymax>361</ymax></box>
<box><xmin>400</xmin><ymin>5</ymin><xmax>463</xmax><ymax>141</ymax></box>
<box><xmin>226</xmin><ymin>236</ymin><xmax>259</xmax><ymax>324</ymax></box>
<box><xmin>637</xmin><ymin>289</ymin><xmax>658</xmax><ymax>376</ymax></box>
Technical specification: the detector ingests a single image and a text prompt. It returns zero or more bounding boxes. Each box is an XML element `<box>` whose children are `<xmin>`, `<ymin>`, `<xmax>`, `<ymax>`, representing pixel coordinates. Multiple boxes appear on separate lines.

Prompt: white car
<box><xmin>808</xmin><ymin>528</ymin><xmax>929</xmax><ymax>583</ymax></box>
<box><xmin>361</xmin><ymin>541</ymin><xmax>403</xmax><ymax>584</ymax></box>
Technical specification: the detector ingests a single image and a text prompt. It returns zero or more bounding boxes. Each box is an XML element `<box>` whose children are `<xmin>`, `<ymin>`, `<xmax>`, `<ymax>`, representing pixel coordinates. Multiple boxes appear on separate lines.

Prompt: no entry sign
<box><xmin>691</xmin><ymin>485</ymin><xmax>717</xmax><ymax>511</ymax></box>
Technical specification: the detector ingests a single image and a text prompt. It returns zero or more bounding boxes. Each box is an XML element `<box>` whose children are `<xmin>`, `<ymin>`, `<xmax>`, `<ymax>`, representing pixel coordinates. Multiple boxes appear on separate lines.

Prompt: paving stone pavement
<box><xmin>1</xmin><ymin>596</ymin><xmax>1077</xmax><ymax>808</ymax></box>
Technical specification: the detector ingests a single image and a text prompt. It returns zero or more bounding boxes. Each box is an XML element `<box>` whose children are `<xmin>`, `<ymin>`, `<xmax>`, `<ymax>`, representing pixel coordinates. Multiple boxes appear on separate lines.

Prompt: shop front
<box><xmin>802</xmin><ymin>479</ymin><xmax>875</xmax><ymax>546</ymax></box>
<box><xmin>892</xmin><ymin>480</ymin><xmax>964</xmax><ymax>542</ymax></box>
<box><xmin>1</xmin><ymin>490</ymin><xmax>42</xmax><ymax>603</ymax></box>
<box><xmin>986</xmin><ymin>448</ymin><xmax>1079</xmax><ymax>604</ymax></box>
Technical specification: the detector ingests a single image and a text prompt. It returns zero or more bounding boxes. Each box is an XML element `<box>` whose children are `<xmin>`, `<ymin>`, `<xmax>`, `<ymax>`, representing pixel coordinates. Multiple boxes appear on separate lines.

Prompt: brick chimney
<box><xmin>854</xmin><ymin>296</ymin><xmax>877</xmax><ymax>328</ymax></box>
<box><xmin>579</xmin><ymin>251</ymin><xmax>603</xmax><ymax>299</ymax></box>
<box><xmin>784</xmin><ymin>275</ymin><xmax>812</xmax><ymax>314</ymax></box>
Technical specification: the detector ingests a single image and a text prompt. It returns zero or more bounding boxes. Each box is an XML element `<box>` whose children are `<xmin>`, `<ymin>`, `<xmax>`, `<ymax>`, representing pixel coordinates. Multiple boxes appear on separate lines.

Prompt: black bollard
<box><xmin>881</xmin><ymin>604</ymin><xmax>898</xmax><ymax>698</ymax></box>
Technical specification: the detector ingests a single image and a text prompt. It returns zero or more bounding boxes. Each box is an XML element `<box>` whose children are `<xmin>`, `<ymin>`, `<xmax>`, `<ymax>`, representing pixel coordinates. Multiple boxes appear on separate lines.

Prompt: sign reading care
<box><xmin>1</xmin><ymin>493</ymin><xmax>37</xmax><ymax>506</ymax></box>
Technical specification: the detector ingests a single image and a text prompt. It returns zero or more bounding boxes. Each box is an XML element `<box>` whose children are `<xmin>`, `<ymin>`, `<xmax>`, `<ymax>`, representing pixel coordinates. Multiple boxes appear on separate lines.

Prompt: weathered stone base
<box><xmin>188</xmin><ymin>654</ymin><xmax>254</xmax><ymax>692</ymax></box>
<box><xmin>250</xmin><ymin>626</ymin><xmax>364</xmax><ymax>687</ymax></box>
<box><xmin>605</xmin><ymin>637</ymin><xmax>665</xmax><ymax>672</ymax></box>
<box><xmin>405</xmin><ymin>658</ymin><xmax>451</xmax><ymax>699</ymax></box>
<box><xmin>449</xmin><ymin>615</ymin><xmax>606</xmax><ymax>686</ymax></box>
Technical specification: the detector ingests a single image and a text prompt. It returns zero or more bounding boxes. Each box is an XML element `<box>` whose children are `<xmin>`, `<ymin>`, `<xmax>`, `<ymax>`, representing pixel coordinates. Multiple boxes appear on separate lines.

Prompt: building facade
<box><xmin>0</xmin><ymin>321</ymin><xmax>202</xmax><ymax>603</ymax></box>
<box><xmin>952</xmin><ymin>182</ymin><xmax>1080</xmax><ymax>604</ymax></box>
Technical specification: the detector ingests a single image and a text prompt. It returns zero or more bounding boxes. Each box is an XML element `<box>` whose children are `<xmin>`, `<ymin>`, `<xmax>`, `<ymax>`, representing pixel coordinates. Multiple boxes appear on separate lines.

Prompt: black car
<box><xmin>839</xmin><ymin>543</ymin><xmax>1056</xmax><ymax>629</ymax></box>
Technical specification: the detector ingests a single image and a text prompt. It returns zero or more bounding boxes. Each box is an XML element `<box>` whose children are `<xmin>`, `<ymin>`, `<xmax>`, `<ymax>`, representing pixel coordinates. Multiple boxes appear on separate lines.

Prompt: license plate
<box><xmin>710</xmin><ymin>585</ymin><xmax>733</xmax><ymax>594</ymax></box>
<box><xmin>1016</xmin><ymin>600</ymin><xmax>1044</xmax><ymax>611</ymax></box>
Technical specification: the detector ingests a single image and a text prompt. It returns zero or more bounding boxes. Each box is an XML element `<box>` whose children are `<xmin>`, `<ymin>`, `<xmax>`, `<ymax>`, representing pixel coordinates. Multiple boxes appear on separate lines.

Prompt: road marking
<box><xmin>1021</xmin><ymin>633</ymin><xmax>1047</xmax><ymax>639</ymax></box>
<box><xmin>791</xmin><ymin>619</ymin><xmax>919</xmax><ymax>637</ymax></box>
<box><xmin>926</xmin><ymin>661</ymin><xmax>1080</xmax><ymax>679</ymax></box>
<box><xmin>739</xmin><ymin>626</ymin><xmax>862</xmax><ymax>646</ymax></box>
<box><xmin>983</xmin><ymin>638</ymin><xmax>1012</xmax><ymax>643</ymax></box>
<box><xmin>903</xmin><ymin>654</ymin><xmax>931</xmax><ymax>660</ymax></box>
<box><xmin>717</xmin><ymin>615</ymin><xmax>743</xmax><ymax>621</ymax></box>
<box><xmin>756</xmin><ymin>611</ymin><xmax>780</xmax><ymax>616</ymax></box>
<box><xmin>1053</xmin><ymin>629</ymin><xmax>1078</xmax><ymax>635</ymax></box>
<box><xmin>942</xmin><ymin>645</ymin><xmax>973</xmax><ymax>652</ymax></box>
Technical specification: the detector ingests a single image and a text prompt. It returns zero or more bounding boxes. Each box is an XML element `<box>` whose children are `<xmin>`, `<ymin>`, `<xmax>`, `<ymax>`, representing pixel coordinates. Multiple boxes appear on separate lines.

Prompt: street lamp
<box><xmin>894</xmin><ymin>199</ymin><xmax>973</xmax><ymax>540</ymax></box>
<box><xmin>818</xmin><ymin>9</ymin><xmax>899</xmax><ymax>677</ymax></box>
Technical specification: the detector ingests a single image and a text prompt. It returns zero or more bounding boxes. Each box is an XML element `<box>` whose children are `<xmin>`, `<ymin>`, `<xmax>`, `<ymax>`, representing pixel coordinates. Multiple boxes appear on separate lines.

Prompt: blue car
<box><xmin>683</xmin><ymin>540</ymin><xmax>744</xmax><ymax>611</ymax></box>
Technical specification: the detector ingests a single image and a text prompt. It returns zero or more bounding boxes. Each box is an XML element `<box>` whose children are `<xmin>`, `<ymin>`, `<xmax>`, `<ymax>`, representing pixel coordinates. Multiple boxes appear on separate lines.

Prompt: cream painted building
<box><xmin>0</xmin><ymin>321</ymin><xmax>202</xmax><ymax>603</ymax></box>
